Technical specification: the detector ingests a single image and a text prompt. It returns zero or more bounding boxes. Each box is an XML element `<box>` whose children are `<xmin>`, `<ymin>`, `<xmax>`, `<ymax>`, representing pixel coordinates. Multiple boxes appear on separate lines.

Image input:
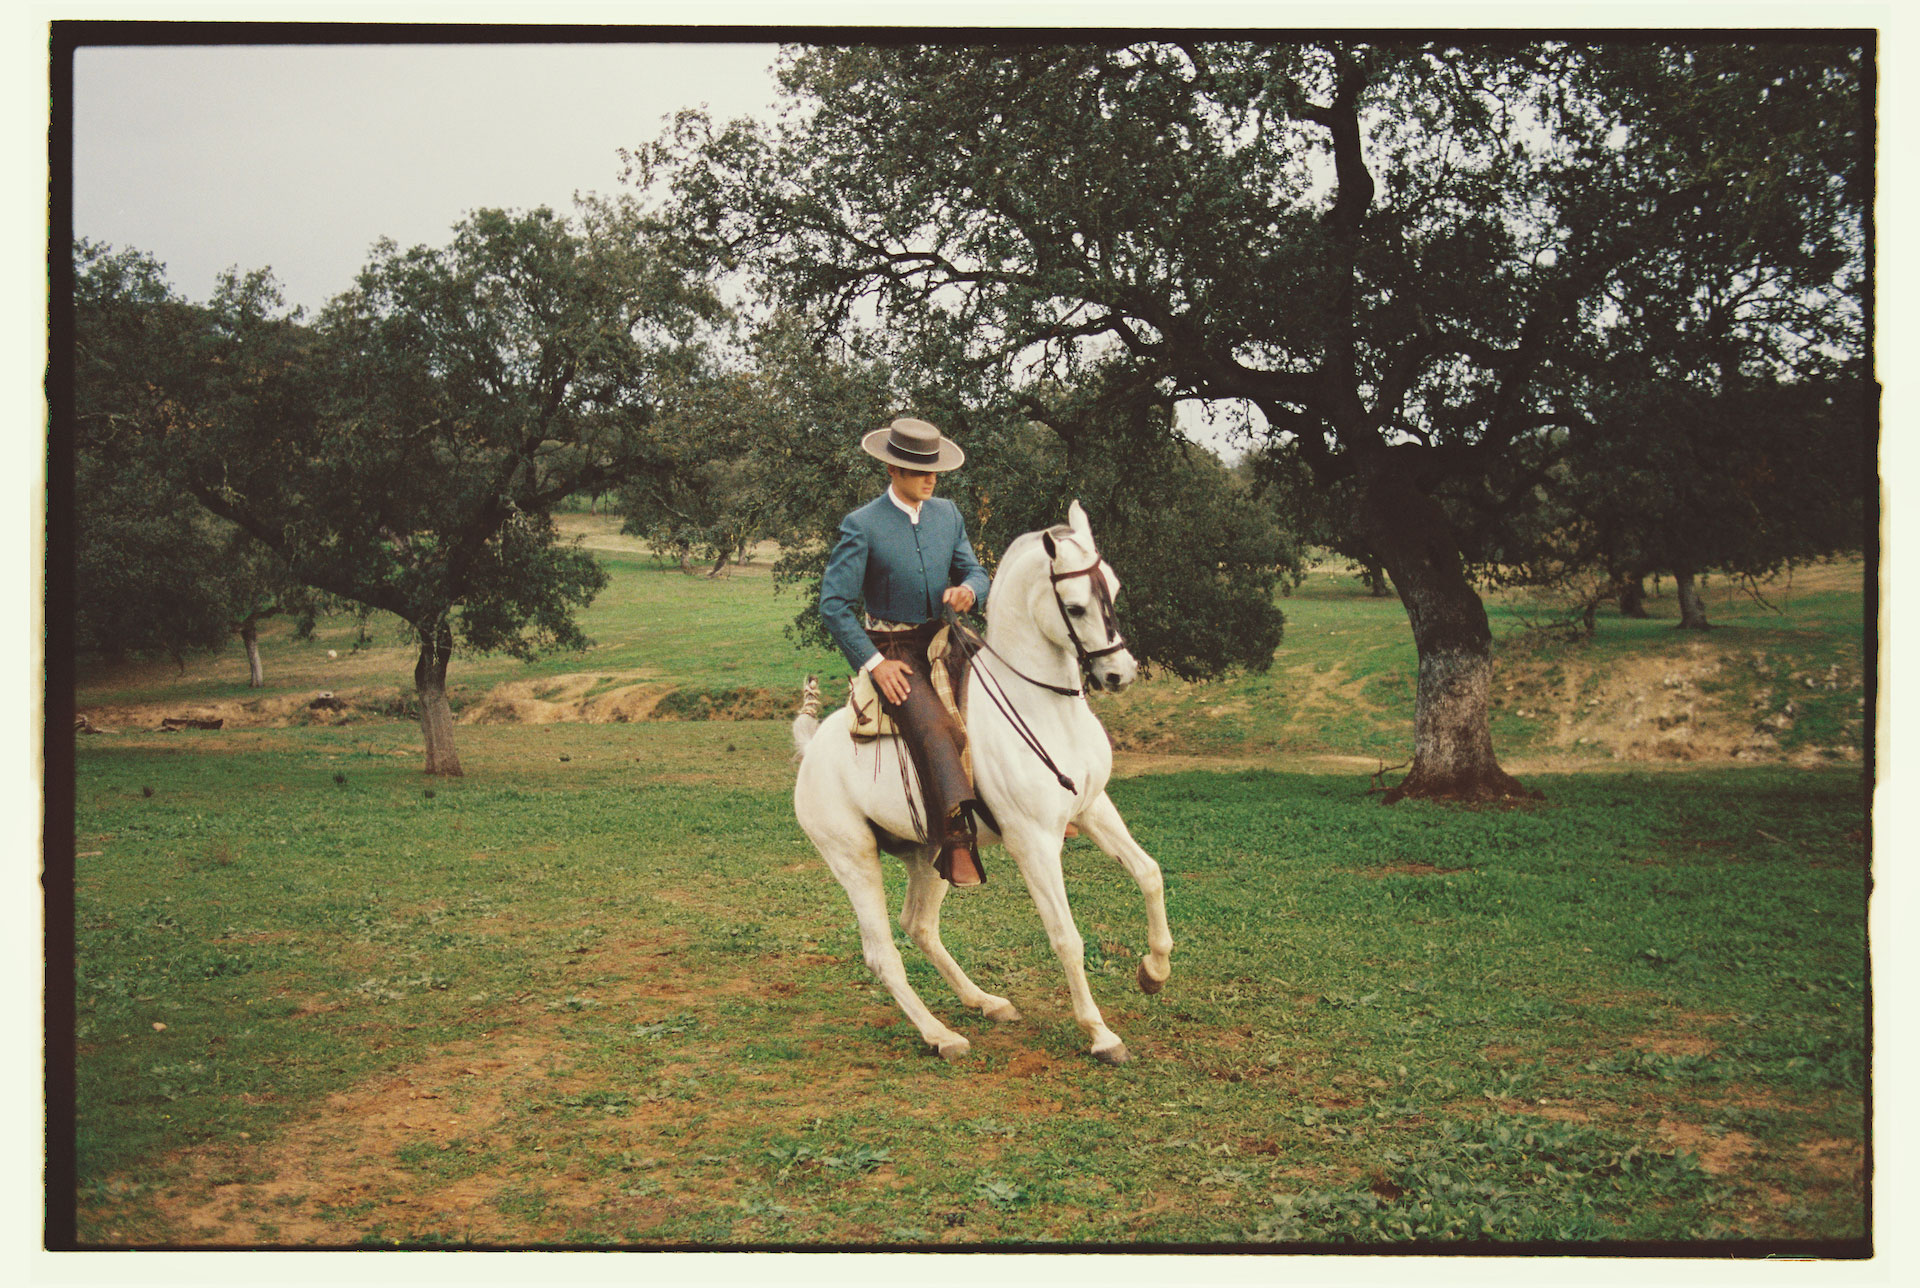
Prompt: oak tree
<box><xmin>644</xmin><ymin>39</ymin><xmax>1866</xmax><ymax>800</ymax></box>
<box><xmin>74</xmin><ymin>200</ymin><xmax>723</xmax><ymax>774</ymax></box>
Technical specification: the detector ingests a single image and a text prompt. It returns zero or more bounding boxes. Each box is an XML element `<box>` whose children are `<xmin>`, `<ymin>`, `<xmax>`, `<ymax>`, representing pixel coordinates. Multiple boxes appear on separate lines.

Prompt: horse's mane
<box><xmin>990</xmin><ymin>525</ymin><xmax>1079</xmax><ymax>603</ymax></box>
<box><xmin>998</xmin><ymin>524</ymin><xmax>1076</xmax><ymax>566</ymax></box>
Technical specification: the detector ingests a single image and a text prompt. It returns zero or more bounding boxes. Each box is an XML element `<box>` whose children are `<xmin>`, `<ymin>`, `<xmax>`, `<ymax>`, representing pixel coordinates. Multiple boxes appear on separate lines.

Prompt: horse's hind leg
<box><xmin>815</xmin><ymin>829</ymin><xmax>973</xmax><ymax>1060</ymax></box>
<box><xmin>1076</xmin><ymin>792</ymin><xmax>1174</xmax><ymax>994</ymax></box>
<box><xmin>900</xmin><ymin>855</ymin><xmax>1022</xmax><ymax>1023</ymax></box>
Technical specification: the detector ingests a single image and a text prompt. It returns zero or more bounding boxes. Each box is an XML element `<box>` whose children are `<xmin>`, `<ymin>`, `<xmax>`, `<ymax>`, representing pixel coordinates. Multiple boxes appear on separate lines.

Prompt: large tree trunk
<box><xmin>1616</xmin><ymin>574</ymin><xmax>1648</xmax><ymax>619</ymax></box>
<box><xmin>240</xmin><ymin>619</ymin><xmax>264</xmax><ymax>688</ymax></box>
<box><xmin>1673</xmin><ymin>568</ymin><xmax>1712</xmax><ymax>630</ymax></box>
<box><xmin>414</xmin><ymin>619</ymin><xmax>463</xmax><ymax>776</ymax></box>
<box><xmin>705</xmin><ymin>551</ymin><xmax>732</xmax><ymax>578</ymax></box>
<box><xmin>1355</xmin><ymin>462</ymin><xmax>1533</xmax><ymax>803</ymax></box>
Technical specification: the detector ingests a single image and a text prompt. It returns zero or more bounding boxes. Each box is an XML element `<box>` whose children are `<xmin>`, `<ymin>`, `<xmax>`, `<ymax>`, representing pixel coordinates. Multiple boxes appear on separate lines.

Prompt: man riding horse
<box><xmin>819</xmin><ymin>417</ymin><xmax>992</xmax><ymax>887</ymax></box>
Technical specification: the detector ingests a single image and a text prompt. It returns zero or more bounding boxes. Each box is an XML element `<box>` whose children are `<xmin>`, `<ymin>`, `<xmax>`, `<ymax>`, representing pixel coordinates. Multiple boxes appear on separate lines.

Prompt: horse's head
<box><xmin>1038</xmin><ymin>501</ymin><xmax>1138</xmax><ymax>693</ymax></box>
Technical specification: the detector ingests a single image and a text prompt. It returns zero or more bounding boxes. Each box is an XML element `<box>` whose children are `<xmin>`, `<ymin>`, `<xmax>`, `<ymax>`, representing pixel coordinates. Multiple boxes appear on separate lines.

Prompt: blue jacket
<box><xmin>820</xmin><ymin>491</ymin><xmax>991</xmax><ymax>671</ymax></box>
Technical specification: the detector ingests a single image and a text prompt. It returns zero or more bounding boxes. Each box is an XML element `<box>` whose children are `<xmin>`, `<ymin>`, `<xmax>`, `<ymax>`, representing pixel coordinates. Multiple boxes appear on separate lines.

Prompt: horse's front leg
<box><xmin>1004</xmin><ymin>821</ymin><xmax>1129</xmax><ymax>1065</ymax></box>
<box><xmin>1075</xmin><ymin>791</ymin><xmax>1173</xmax><ymax>994</ymax></box>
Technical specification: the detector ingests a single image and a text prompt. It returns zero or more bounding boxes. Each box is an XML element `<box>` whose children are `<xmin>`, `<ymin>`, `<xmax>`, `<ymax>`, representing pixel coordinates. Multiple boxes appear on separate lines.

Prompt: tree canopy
<box><xmin>642</xmin><ymin>37</ymin><xmax>1868</xmax><ymax>799</ymax></box>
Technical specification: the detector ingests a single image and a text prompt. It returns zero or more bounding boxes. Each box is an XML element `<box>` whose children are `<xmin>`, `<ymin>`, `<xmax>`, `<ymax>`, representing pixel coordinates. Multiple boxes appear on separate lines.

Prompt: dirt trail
<box><xmin>75</xmin><ymin>670</ymin><xmax>679</xmax><ymax>735</ymax></box>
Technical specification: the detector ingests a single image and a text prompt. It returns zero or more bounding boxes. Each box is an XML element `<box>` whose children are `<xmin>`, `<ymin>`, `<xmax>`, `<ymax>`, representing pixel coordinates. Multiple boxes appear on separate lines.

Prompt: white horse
<box><xmin>792</xmin><ymin>501</ymin><xmax>1174</xmax><ymax>1064</ymax></box>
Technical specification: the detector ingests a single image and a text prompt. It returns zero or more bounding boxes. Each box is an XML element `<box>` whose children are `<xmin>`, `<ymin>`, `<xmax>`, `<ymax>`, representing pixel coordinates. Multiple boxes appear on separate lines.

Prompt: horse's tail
<box><xmin>790</xmin><ymin>674</ymin><xmax>823</xmax><ymax>763</ymax></box>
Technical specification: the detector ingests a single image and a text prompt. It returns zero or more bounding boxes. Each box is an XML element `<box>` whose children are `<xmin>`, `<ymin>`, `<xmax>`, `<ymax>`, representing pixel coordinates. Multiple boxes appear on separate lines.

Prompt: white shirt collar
<box><xmin>887</xmin><ymin>486</ymin><xmax>923</xmax><ymax>524</ymax></box>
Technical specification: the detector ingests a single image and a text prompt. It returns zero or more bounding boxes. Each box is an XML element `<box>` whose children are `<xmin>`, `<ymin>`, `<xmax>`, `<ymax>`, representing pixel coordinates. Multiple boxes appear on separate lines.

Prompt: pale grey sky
<box><xmin>73</xmin><ymin>41</ymin><xmax>785</xmax><ymax>311</ymax></box>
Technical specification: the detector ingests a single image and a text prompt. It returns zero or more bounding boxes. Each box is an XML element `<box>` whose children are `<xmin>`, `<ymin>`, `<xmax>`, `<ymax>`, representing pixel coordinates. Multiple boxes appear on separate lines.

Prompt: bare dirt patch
<box><xmin>1632</xmin><ymin>1034</ymin><xmax>1720</xmax><ymax>1058</ymax></box>
<box><xmin>84</xmin><ymin>928</ymin><xmax>709</xmax><ymax>1246</ymax></box>
<box><xmin>1654</xmin><ymin>1117</ymin><xmax>1757</xmax><ymax>1176</ymax></box>
<box><xmin>1504</xmin><ymin>644</ymin><xmax>1769</xmax><ymax>763</ymax></box>
<box><xmin>1363</xmin><ymin>862</ymin><xmax>1466</xmax><ymax>878</ymax></box>
<box><xmin>75</xmin><ymin>692</ymin><xmax>378</xmax><ymax>735</ymax></box>
<box><xmin>457</xmin><ymin>672</ymin><xmax>673</xmax><ymax>726</ymax></box>
<box><xmin>1494</xmin><ymin>629</ymin><xmax>1864</xmax><ymax>767</ymax></box>
<box><xmin>1802</xmin><ymin>1136</ymin><xmax>1866</xmax><ymax>1184</ymax></box>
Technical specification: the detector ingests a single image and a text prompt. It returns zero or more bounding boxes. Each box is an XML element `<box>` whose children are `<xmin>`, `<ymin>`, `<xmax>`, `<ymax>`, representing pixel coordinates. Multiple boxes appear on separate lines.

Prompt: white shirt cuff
<box><xmin>861</xmin><ymin>652</ymin><xmax>884</xmax><ymax>674</ymax></box>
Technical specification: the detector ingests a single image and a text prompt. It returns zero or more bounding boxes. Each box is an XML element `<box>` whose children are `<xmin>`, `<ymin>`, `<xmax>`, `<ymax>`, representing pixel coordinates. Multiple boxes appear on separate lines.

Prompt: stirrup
<box><xmin>937</xmin><ymin>839</ymin><xmax>985</xmax><ymax>888</ymax></box>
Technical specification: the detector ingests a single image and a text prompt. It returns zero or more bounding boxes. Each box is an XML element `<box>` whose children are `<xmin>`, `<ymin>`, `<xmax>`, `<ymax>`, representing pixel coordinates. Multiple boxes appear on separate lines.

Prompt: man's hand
<box><xmin>942</xmin><ymin>585</ymin><xmax>976</xmax><ymax>613</ymax></box>
<box><xmin>872</xmin><ymin>657</ymin><xmax>913</xmax><ymax>704</ymax></box>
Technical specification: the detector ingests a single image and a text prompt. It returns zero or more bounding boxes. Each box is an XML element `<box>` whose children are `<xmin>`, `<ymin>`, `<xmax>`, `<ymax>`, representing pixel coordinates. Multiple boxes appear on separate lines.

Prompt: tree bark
<box><xmin>1362</xmin><ymin>562</ymin><xmax>1391</xmax><ymax>598</ymax></box>
<box><xmin>1616</xmin><ymin>574</ymin><xmax>1648</xmax><ymax>618</ymax></box>
<box><xmin>1354</xmin><ymin>460</ymin><xmax>1534</xmax><ymax>803</ymax></box>
<box><xmin>414</xmin><ymin>619</ymin><xmax>464</xmax><ymax>776</ymax></box>
<box><xmin>240</xmin><ymin>619</ymin><xmax>264</xmax><ymax>688</ymax></box>
<box><xmin>1673</xmin><ymin>568</ymin><xmax>1712</xmax><ymax>630</ymax></box>
<box><xmin>705</xmin><ymin>551</ymin><xmax>732</xmax><ymax>578</ymax></box>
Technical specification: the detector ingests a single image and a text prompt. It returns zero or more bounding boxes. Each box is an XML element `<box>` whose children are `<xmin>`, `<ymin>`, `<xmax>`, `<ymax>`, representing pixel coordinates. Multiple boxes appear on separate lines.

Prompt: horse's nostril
<box><xmin>1104</xmin><ymin>672</ymin><xmax>1123</xmax><ymax>689</ymax></box>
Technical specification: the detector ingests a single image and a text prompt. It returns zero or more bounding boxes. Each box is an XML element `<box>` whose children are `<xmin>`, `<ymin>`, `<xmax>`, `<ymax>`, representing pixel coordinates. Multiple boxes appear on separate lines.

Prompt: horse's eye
<box><xmin>1068</xmin><ymin>604</ymin><xmax>1087</xmax><ymax>617</ymax></box>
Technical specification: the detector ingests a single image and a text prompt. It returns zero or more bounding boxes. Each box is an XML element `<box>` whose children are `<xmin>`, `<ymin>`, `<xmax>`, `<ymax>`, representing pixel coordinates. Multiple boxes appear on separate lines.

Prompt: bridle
<box><xmin>1049</xmin><ymin>558</ymin><xmax>1129</xmax><ymax>687</ymax></box>
<box><xmin>934</xmin><ymin>539</ymin><xmax>1132</xmax><ymax>796</ymax></box>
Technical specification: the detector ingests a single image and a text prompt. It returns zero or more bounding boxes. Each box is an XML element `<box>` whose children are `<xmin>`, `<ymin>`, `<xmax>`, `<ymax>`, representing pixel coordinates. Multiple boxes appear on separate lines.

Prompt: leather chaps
<box><xmin>869</xmin><ymin>621</ymin><xmax>983</xmax><ymax>882</ymax></box>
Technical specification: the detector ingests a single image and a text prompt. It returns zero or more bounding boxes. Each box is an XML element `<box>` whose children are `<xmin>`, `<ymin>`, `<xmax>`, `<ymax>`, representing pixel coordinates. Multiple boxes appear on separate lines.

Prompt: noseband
<box><xmin>1050</xmin><ymin>559</ymin><xmax>1129</xmax><ymax>682</ymax></box>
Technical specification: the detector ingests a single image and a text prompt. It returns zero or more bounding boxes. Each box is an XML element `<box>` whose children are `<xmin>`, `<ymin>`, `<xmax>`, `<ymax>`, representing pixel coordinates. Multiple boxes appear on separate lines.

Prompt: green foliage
<box><xmin>980</xmin><ymin>369</ymin><xmax>1304</xmax><ymax>679</ymax></box>
<box><xmin>1252</xmin><ymin>1116</ymin><xmax>1710</xmax><ymax>1243</ymax></box>
<box><xmin>71</xmin><ymin>204</ymin><xmax>727</xmax><ymax>769</ymax></box>
<box><xmin>71</xmin><ymin>243</ymin><xmax>330</xmax><ymax>671</ymax></box>
<box><xmin>730</xmin><ymin>330</ymin><xmax>1302</xmax><ymax>678</ymax></box>
<box><xmin>643</xmin><ymin>40</ymin><xmax>1866</xmax><ymax>785</ymax></box>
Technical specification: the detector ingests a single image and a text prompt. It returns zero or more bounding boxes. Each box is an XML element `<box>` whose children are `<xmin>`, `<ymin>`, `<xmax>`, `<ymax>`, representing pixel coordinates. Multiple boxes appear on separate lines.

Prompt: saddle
<box><xmin>846</xmin><ymin>624</ymin><xmax>975</xmax><ymax>777</ymax></box>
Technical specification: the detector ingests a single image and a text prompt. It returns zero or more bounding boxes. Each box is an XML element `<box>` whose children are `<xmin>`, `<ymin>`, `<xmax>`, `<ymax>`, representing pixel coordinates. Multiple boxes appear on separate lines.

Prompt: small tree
<box><xmin>72</xmin><ymin>242</ymin><xmax>328</xmax><ymax>682</ymax></box>
<box><xmin>614</xmin><ymin>372</ymin><xmax>786</xmax><ymax>577</ymax></box>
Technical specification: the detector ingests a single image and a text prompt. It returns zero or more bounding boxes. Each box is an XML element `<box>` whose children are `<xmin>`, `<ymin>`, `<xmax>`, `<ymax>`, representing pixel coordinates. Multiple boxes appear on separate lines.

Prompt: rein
<box><xmin>942</xmin><ymin>612</ymin><xmax>1079</xmax><ymax>794</ymax></box>
<box><xmin>944</xmin><ymin>612</ymin><xmax>1081</xmax><ymax>698</ymax></box>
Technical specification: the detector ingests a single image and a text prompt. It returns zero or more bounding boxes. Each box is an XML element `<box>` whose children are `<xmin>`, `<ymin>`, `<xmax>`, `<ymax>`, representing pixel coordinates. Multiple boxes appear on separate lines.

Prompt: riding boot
<box><xmin>935</xmin><ymin>807</ymin><xmax>986</xmax><ymax>887</ymax></box>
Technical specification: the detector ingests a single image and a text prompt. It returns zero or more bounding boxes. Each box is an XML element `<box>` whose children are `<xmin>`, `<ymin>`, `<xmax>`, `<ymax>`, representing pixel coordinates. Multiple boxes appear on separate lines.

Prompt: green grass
<box><xmin>66</xmin><ymin>525</ymin><xmax>1869</xmax><ymax>1247</ymax></box>
<box><xmin>72</xmin><ymin>724</ymin><xmax>1868</xmax><ymax>1247</ymax></box>
<box><xmin>1094</xmin><ymin>558</ymin><xmax>1867</xmax><ymax>765</ymax></box>
<box><xmin>73</xmin><ymin>523</ymin><xmax>845</xmax><ymax>713</ymax></box>
<box><xmin>74</xmin><ymin>521</ymin><xmax>1866</xmax><ymax>779</ymax></box>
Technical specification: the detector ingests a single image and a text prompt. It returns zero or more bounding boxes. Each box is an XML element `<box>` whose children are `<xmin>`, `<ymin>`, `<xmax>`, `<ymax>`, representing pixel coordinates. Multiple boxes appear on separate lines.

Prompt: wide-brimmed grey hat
<box><xmin>862</xmin><ymin>417</ymin><xmax>966</xmax><ymax>472</ymax></box>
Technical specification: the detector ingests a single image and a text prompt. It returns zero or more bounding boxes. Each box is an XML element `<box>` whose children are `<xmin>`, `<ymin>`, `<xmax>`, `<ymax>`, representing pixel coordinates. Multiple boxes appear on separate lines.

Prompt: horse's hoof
<box><xmin>1137</xmin><ymin>960</ymin><xmax>1167</xmax><ymax>995</ymax></box>
<box><xmin>1092</xmin><ymin>1041</ymin><xmax>1131</xmax><ymax>1066</ymax></box>
<box><xmin>933</xmin><ymin>1035</ymin><xmax>971</xmax><ymax>1061</ymax></box>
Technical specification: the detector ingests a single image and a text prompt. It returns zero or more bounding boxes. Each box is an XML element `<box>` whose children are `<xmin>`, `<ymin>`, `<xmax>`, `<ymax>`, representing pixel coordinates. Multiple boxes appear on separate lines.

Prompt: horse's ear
<box><xmin>1067</xmin><ymin>500</ymin><xmax>1091</xmax><ymax>537</ymax></box>
<box><xmin>1041</xmin><ymin>531</ymin><xmax>1057</xmax><ymax>560</ymax></box>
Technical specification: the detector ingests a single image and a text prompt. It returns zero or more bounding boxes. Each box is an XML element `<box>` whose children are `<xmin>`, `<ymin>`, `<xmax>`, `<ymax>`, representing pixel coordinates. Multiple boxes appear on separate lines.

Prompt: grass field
<box><xmin>76</xmin><ymin>517</ymin><xmax>1867</xmax><ymax>773</ymax></box>
<box><xmin>64</xmin><ymin>520</ymin><xmax>1872</xmax><ymax>1249</ymax></box>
